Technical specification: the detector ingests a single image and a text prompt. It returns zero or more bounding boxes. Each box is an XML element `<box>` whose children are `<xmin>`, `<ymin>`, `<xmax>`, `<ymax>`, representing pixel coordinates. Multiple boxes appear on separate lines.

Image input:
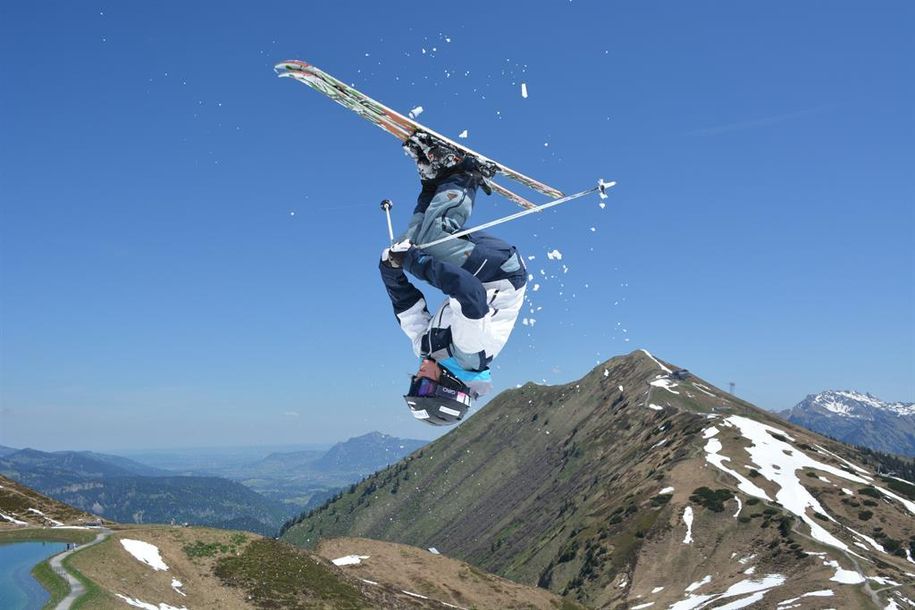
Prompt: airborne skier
<box><xmin>380</xmin><ymin>135</ymin><xmax>527</xmax><ymax>426</ymax></box>
<box><xmin>274</xmin><ymin>60</ymin><xmax>613</xmax><ymax>424</ymax></box>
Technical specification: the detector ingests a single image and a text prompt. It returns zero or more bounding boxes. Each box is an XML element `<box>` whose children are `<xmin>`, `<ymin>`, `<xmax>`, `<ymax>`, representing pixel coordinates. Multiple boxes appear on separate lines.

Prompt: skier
<box><xmin>380</xmin><ymin>135</ymin><xmax>527</xmax><ymax>426</ymax></box>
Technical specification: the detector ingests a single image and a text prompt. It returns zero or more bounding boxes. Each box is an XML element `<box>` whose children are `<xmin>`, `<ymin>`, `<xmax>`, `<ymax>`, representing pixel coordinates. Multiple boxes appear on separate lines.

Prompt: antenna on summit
<box><xmin>729</xmin><ymin>382</ymin><xmax>736</xmax><ymax>395</ymax></box>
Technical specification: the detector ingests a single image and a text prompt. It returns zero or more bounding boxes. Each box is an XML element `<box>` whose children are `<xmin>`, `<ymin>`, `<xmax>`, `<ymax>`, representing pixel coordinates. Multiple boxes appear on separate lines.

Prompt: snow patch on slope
<box><xmin>650</xmin><ymin>379</ymin><xmax>680</xmax><ymax>395</ymax></box>
<box><xmin>120</xmin><ymin>539</ymin><xmax>169</xmax><ymax>571</ymax></box>
<box><xmin>669</xmin><ymin>574</ymin><xmax>785</xmax><ymax>610</ymax></box>
<box><xmin>332</xmin><ymin>555</ymin><xmax>370</xmax><ymax>566</ymax></box>
<box><xmin>0</xmin><ymin>511</ymin><xmax>28</xmax><ymax>525</ymax></box>
<box><xmin>682</xmin><ymin>506</ymin><xmax>694</xmax><ymax>544</ymax></box>
<box><xmin>640</xmin><ymin>349</ymin><xmax>673</xmax><ymax>374</ymax></box>
<box><xmin>707</xmin><ymin>415</ymin><xmax>910</xmax><ymax>552</ymax></box>
<box><xmin>116</xmin><ymin>594</ymin><xmax>186</xmax><ymax>610</ymax></box>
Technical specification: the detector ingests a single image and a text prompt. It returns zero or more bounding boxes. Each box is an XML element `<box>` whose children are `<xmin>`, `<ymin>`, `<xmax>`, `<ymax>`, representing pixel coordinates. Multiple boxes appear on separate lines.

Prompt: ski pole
<box><xmin>416</xmin><ymin>179</ymin><xmax>616</xmax><ymax>250</ymax></box>
<box><xmin>380</xmin><ymin>199</ymin><xmax>395</xmax><ymax>246</ymax></box>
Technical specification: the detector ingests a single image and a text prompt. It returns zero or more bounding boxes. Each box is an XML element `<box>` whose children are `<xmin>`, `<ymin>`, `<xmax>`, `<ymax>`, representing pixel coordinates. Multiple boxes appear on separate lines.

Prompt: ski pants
<box><xmin>402</xmin><ymin>185</ymin><xmax>476</xmax><ymax>267</ymax></box>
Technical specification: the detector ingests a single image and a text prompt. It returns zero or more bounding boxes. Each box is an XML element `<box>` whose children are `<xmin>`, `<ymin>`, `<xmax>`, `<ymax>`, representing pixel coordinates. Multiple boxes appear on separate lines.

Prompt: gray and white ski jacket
<box><xmin>379</xmin><ymin>232</ymin><xmax>526</xmax><ymax>396</ymax></box>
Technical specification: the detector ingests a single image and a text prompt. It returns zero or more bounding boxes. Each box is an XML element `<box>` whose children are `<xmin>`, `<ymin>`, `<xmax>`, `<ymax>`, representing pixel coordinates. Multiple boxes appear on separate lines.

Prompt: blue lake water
<box><xmin>0</xmin><ymin>541</ymin><xmax>68</xmax><ymax>610</ymax></box>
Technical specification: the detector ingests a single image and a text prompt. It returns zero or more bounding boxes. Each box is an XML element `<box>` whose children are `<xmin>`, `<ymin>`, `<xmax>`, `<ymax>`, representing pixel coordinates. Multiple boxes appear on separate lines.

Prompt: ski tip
<box><xmin>274</xmin><ymin>60</ymin><xmax>312</xmax><ymax>75</ymax></box>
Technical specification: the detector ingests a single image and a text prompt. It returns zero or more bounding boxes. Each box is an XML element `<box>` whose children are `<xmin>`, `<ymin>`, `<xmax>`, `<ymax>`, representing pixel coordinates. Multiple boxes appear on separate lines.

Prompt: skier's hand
<box><xmin>381</xmin><ymin>239</ymin><xmax>412</xmax><ymax>268</ymax></box>
<box><xmin>381</xmin><ymin>248</ymin><xmax>400</xmax><ymax>269</ymax></box>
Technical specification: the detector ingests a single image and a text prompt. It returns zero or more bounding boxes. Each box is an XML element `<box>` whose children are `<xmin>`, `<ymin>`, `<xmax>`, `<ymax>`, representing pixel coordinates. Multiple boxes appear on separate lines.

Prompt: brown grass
<box><xmin>316</xmin><ymin>537</ymin><xmax>583</xmax><ymax>610</ymax></box>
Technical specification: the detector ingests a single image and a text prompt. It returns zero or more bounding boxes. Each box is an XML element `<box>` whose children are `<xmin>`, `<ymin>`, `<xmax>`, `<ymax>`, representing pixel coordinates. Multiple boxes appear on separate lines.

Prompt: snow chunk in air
<box><xmin>546</xmin><ymin>249</ymin><xmax>562</xmax><ymax>260</ymax></box>
<box><xmin>408</xmin><ymin>105</ymin><xmax>424</xmax><ymax>118</ymax></box>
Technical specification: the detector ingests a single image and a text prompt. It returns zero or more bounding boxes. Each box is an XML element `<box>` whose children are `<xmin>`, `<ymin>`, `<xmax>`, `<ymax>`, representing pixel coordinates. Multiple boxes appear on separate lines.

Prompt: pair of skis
<box><xmin>274</xmin><ymin>60</ymin><xmax>611</xmax><ymax>229</ymax></box>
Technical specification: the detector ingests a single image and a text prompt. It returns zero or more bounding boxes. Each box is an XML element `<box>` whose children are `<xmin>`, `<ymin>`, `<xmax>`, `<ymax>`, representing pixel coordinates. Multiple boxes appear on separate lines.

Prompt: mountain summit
<box><xmin>282</xmin><ymin>349</ymin><xmax>915</xmax><ymax>609</ymax></box>
<box><xmin>781</xmin><ymin>390</ymin><xmax>915</xmax><ymax>456</ymax></box>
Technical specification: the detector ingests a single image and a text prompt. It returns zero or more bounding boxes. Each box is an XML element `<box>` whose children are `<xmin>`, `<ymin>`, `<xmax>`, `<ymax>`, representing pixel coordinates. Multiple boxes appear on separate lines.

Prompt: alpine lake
<box><xmin>0</xmin><ymin>528</ymin><xmax>96</xmax><ymax>610</ymax></box>
<box><xmin>0</xmin><ymin>539</ymin><xmax>68</xmax><ymax>609</ymax></box>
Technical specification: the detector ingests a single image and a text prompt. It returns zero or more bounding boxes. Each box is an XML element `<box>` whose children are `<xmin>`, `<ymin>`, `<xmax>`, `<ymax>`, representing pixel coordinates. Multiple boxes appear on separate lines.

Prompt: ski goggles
<box><xmin>407</xmin><ymin>376</ymin><xmax>472</xmax><ymax>407</ymax></box>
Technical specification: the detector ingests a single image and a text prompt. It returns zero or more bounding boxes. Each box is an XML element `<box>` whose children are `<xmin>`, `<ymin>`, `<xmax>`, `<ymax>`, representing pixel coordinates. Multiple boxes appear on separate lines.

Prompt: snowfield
<box><xmin>701</xmin><ymin>415</ymin><xmax>912</xmax><ymax>555</ymax></box>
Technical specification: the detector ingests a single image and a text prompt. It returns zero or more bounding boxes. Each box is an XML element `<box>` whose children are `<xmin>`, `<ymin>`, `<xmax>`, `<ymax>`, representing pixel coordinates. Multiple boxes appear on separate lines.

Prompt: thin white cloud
<box><xmin>685</xmin><ymin>105</ymin><xmax>832</xmax><ymax>136</ymax></box>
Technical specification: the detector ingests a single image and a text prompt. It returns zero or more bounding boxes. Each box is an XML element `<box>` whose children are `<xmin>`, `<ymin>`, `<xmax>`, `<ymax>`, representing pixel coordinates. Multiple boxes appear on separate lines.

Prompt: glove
<box><xmin>381</xmin><ymin>239</ymin><xmax>412</xmax><ymax>268</ymax></box>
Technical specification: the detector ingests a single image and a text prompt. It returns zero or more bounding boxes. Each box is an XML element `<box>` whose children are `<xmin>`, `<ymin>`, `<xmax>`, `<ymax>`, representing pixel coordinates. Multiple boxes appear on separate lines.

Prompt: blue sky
<box><xmin>1</xmin><ymin>1</ymin><xmax>912</xmax><ymax>451</ymax></box>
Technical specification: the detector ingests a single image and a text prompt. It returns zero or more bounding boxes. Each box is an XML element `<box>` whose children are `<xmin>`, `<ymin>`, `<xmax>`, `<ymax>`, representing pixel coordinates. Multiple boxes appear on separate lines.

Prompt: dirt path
<box><xmin>49</xmin><ymin>527</ymin><xmax>111</xmax><ymax>610</ymax></box>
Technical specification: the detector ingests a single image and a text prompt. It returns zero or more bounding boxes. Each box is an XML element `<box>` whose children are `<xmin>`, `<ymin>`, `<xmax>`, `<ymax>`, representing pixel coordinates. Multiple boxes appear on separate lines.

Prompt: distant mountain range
<box><xmin>0</xmin><ymin>448</ymin><xmax>170</xmax><ymax>481</ymax></box>
<box><xmin>0</xmin><ymin>448</ymin><xmax>290</xmax><ymax>535</ymax></box>
<box><xmin>264</xmin><ymin>431</ymin><xmax>427</xmax><ymax>476</ymax></box>
<box><xmin>780</xmin><ymin>390</ymin><xmax>915</xmax><ymax>456</ymax></box>
<box><xmin>282</xmin><ymin>350</ymin><xmax>915</xmax><ymax>609</ymax></box>
<box><xmin>0</xmin><ymin>431</ymin><xmax>427</xmax><ymax>536</ymax></box>
<box><xmin>171</xmin><ymin>431</ymin><xmax>428</xmax><ymax>510</ymax></box>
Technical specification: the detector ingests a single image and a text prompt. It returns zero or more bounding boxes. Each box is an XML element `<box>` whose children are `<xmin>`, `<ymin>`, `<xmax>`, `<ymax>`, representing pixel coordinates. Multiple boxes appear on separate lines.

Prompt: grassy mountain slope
<box><xmin>282</xmin><ymin>350</ymin><xmax>915</xmax><ymax>609</ymax></box>
<box><xmin>0</xmin><ymin>473</ymin><xmax>102</xmax><ymax>528</ymax></box>
<box><xmin>64</xmin><ymin>525</ymin><xmax>579</xmax><ymax>609</ymax></box>
<box><xmin>4</xmin><ymin>475</ymin><xmax>575</xmax><ymax>609</ymax></box>
<box><xmin>317</xmin><ymin>537</ymin><xmax>583</xmax><ymax>610</ymax></box>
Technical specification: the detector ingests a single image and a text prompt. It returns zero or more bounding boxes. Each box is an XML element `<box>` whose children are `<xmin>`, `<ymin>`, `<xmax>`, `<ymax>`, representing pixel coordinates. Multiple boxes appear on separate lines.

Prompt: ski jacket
<box><xmin>380</xmin><ymin>232</ymin><xmax>527</xmax><ymax>397</ymax></box>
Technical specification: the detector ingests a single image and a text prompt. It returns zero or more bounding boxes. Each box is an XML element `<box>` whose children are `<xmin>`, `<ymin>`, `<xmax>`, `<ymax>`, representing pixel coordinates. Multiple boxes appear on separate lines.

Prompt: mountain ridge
<box><xmin>282</xmin><ymin>349</ymin><xmax>915</xmax><ymax>609</ymax></box>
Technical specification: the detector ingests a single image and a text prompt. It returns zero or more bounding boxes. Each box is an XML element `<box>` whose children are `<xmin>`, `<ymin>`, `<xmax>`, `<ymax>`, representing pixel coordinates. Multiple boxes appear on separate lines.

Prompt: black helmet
<box><xmin>404</xmin><ymin>366</ymin><xmax>475</xmax><ymax>426</ymax></box>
